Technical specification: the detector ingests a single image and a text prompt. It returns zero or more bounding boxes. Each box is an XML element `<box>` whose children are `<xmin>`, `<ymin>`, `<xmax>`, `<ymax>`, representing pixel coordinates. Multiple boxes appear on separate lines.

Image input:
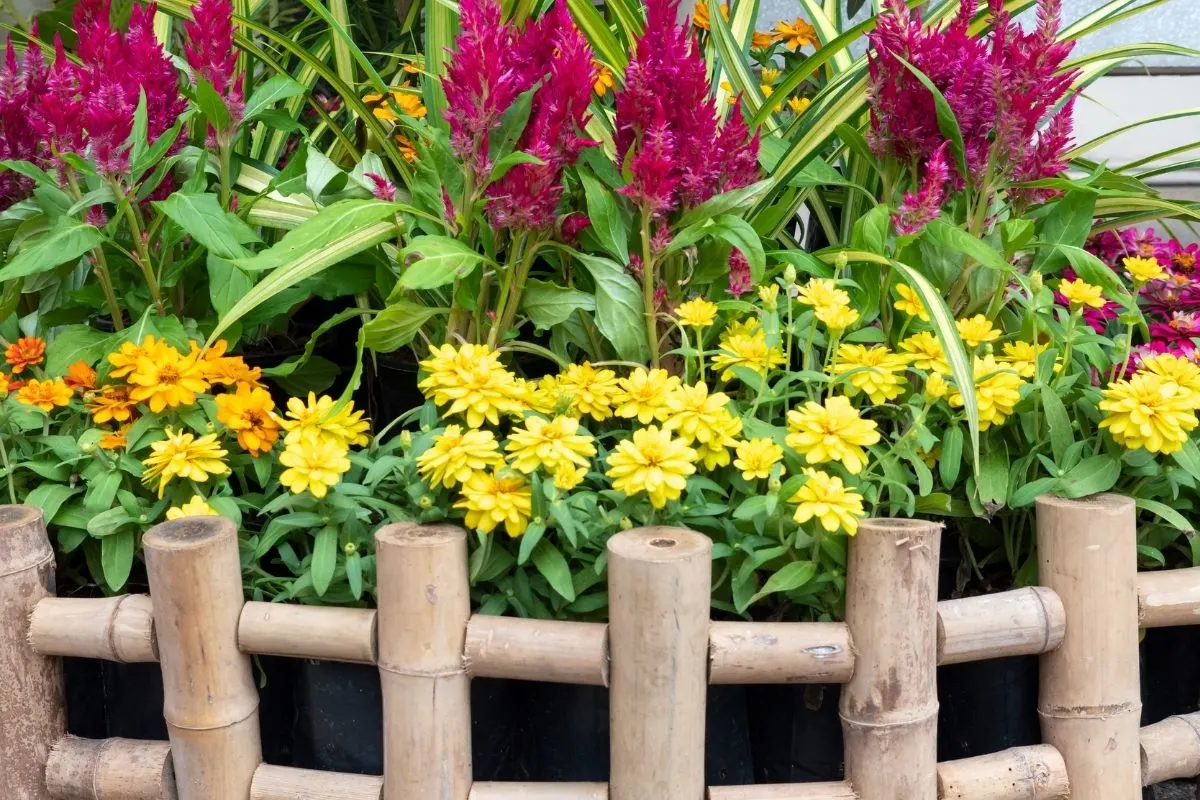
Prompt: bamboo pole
<box><xmin>468</xmin><ymin>784</ymin><xmax>609</xmax><ymax>799</ymax></box>
<box><xmin>936</xmin><ymin>745</ymin><xmax>1069</xmax><ymax>799</ymax></box>
<box><xmin>840</xmin><ymin>518</ymin><xmax>941</xmax><ymax>800</ymax></box>
<box><xmin>44</xmin><ymin>737</ymin><xmax>176</xmax><ymax>800</ymax></box>
<box><xmin>608</xmin><ymin>527</ymin><xmax>711</xmax><ymax>800</ymax></box>
<box><xmin>143</xmin><ymin>517</ymin><xmax>261</xmax><ymax>800</ymax></box>
<box><xmin>1140</xmin><ymin>711</ymin><xmax>1200</xmax><ymax>785</ymax></box>
<box><xmin>375</xmin><ymin>522</ymin><xmax>471</xmax><ymax>800</ymax></box>
<box><xmin>706</xmin><ymin>784</ymin><xmax>857</xmax><ymax>799</ymax></box>
<box><xmin>238</xmin><ymin>602</ymin><xmax>377</xmax><ymax>664</ymax></box>
<box><xmin>708</xmin><ymin>621</ymin><xmax>854</xmax><ymax>684</ymax></box>
<box><xmin>250</xmin><ymin>765</ymin><xmax>382</xmax><ymax>800</ymax></box>
<box><xmin>0</xmin><ymin>504</ymin><xmax>65</xmax><ymax>800</ymax></box>
<box><xmin>1137</xmin><ymin>567</ymin><xmax>1200</xmax><ymax>628</ymax></box>
<box><xmin>30</xmin><ymin>595</ymin><xmax>158</xmax><ymax>663</ymax></box>
<box><xmin>936</xmin><ymin>586</ymin><xmax>1065</xmax><ymax>665</ymax></box>
<box><xmin>465</xmin><ymin>616</ymin><xmax>608</xmax><ymax>685</ymax></box>
<box><xmin>1036</xmin><ymin>494</ymin><xmax>1141</xmax><ymax>799</ymax></box>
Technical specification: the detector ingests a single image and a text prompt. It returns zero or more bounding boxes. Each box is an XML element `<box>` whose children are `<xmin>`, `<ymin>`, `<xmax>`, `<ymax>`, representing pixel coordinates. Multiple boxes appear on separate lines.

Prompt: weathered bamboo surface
<box><xmin>465</xmin><ymin>616</ymin><xmax>608</xmax><ymax>685</ymax></box>
<box><xmin>468</xmin><ymin>783</ymin><xmax>609</xmax><ymax>799</ymax></box>
<box><xmin>30</xmin><ymin>595</ymin><xmax>158</xmax><ymax>663</ymax></box>
<box><xmin>1138</xmin><ymin>567</ymin><xmax>1200</xmax><ymax>628</ymax></box>
<box><xmin>937</xmin><ymin>587</ymin><xmax>1065</xmax><ymax>665</ymax></box>
<box><xmin>250</xmin><ymin>764</ymin><xmax>382</xmax><ymax>800</ymax></box>
<box><xmin>44</xmin><ymin>736</ymin><xmax>176</xmax><ymax>800</ymax></box>
<box><xmin>1141</xmin><ymin>711</ymin><xmax>1200</xmax><ymax>785</ymax></box>
<box><xmin>238</xmin><ymin>601</ymin><xmax>377</xmax><ymax>664</ymax></box>
<box><xmin>708</xmin><ymin>621</ymin><xmax>854</xmax><ymax>684</ymax></box>
<box><xmin>706</xmin><ymin>784</ymin><xmax>857</xmax><ymax>799</ymax></box>
<box><xmin>937</xmin><ymin>745</ymin><xmax>1069</xmax><ymax>799</ymax></box>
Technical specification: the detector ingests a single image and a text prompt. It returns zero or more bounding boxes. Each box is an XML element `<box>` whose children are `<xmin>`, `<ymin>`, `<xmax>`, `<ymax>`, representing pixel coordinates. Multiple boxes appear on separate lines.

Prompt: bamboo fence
<box><xmin>1</xmin><ymin>494</ymin><xmax>1200</xmax><ymax>798</ymax></box>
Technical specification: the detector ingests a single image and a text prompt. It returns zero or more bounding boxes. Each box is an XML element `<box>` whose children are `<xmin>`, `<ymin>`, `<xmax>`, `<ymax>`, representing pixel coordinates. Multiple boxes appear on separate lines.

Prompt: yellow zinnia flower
<box><xmin>1140</xmin><ymin>353</ymin><xmax>1200</xmax><ymax>409</ymax></box>
<box><xmin>166</xmin><ymin>496</ymin><xmax>217</xmax><ymax>520</ymax></box>
<box><xmin>955</xmin><ymin>315</ymin><xmax>1002</xmax><ymax>348</ymax></box>
<box><xmin>829</xmin><ymin>344</ymin><xmax>909</xmax><ymax>405</ymax></box>
<box><xmin>280</xmin><ymin>393</ymin><xmax>370</xmax><ymax>449</ymax></box>
<box><xmin>552</xmin><ymin>464</ymin><xmax>588</xmax><ymax>491</ymax></box>
<box><xmin>894</xmin><ymin>284</ymin><xmax>930</xmax><ymax>322</ymax></box>
<box><xmin>751</xmin><ymin>30</ymin><xmax>774</xmax><ymax>49</ymax></box>
<box><xmin>1100</xmin><ymin>372</ymin><xmax>1199</xmax><ymax>454</ymax></box>
<box><xmin>279</xmin><ymin>436</ymin><xmax>352</xmax><ymax>499</ymax></box>
<box><xmin>455</xmin><ymin>469</ymin><xmax>533</xmax><ymax>537</ymax></box>
<box><xmin>761</xmin><ymin>67</ymin><xmax>781</xmax><ymax>83</ymax></box>
<box><xmin>774</xmin><ymin>17</ymin><xmax>819</xmax><ymax>50</ymax></box>
<box><xmin>1124</xmin><ymin>256</ymin><xmax>1165</xmax><ymax>285</ymax></box>
<box><xmin>788</xmin><ymin>96</ymin><xmax>811</xmax><ymax>115</ymax></box>
<box><xmin>949</xmin><ymin>355</ymin><xmax>1025</xmax><ymax>431</ymax></box>
<box><xmin>1057</xmin><ymin>279</ymin><xmax>1105</xmax><ymax>310</ymax></box>
<box><xmin>733</xmin><ymin>438</ymin><xmax>784</xmax><ymax>481</ymax></box>
<box><xmin>417</xmin><ymin>425</ymin><xmax>503</xmax><ymax>489</ymax></box>
<box><xmin>692</xmin><ymin>0</ymin><xmax>729</xmax><ymax>31</ymax></box>
<box><xmin>675</xmin><ymin>297</ymin><xmax>719</xmax><ymax>328</ymax></box>
<box><xmin>999</xmin><ymin>341</ymin><xmax>1049</xmax><ymax>379</ymax></box>
<box><xmin>785</xmin><ymin>394</ymin><xmax>880</xmax><ymax>474</ymax></box>
<box><xmin>758</xmin><ymin>284</ymin><xmax>780</xmax><ymax>311</ymax></box>
<box><xmin>615</xmin><ymin>367</ymin><xmax>680</xmax><ymax>424</ymax></box>
<box><xmin>17</xmin><ymin>378</ymin><xmax>72</xmax><ymax>412</ymax></box>
<box><xmin>418</xmin><ymin>343</ymin><xmax>524</xmax><ymax>427</ymax></box>
<box><xmin>98</xmin><ymin>425</ymin><xmax>130</xmax><ymax>451</ymax></box>
<box><xmin>363</xmin><ymin>88</ymin><xmax>426</xmax><ymax>122</ymax></box>
<box><xmin>789</xmin><ymin>469</ymin><xmax>865</xmax><ymax>535</ymax></box>
<box><xmin>663</xmin><ymin>382</ymin><xmax>735</xmax><ymax>445</ymax></box>
<box><xmin>594</xmin><ymin>61</ymin><xmax>615</xmax><ymax>97</ymax></box>
<box><xmin>506</xmin><ymin>415</ymin><xmax>596</xmax><ymax>476</ymax></box>
<box><xmin>215</xmin><ymin>384</ymin><xmax>280</xmax><ymax>457</ymax></box>
<box><xmin>142</xmin><ymin>429</ymin><xmax>229</xmax><ymax>498</ymax></box>
<box><xmin>712</xmin><ymin>330</ymin><xmax>786</xmax><ymax>382</ymax></box>
<box><xmin>127</xmin><ymin>347</ymin><xmax>209</xmax><ymax>413</ymax></box>
<box><xmin>694</xmin><ymin>409</ymin><xmax>743</xmax><ymax>470</ymax></box>
<box><xmin>797</xmin><ymin>278</ymin><xmax>850</xmax><ymax>310</ymax></box>
<box><xmin>815</xmin><ymin>303</ymin><xmax>859</xmax><ymax>331</ymax></box>
<box><xmin>107</xmin><ymin>335</ymin><xmax>171</xmax><ymax>380</ymax></box>
<box><xmin>606</xmin><ymin>426</ymin><xmax>697</xmax><ymax>508</ymax></box>
<box><xmin>557</xmin><ymin>362</ymin><xmax>621</xmax><ymax>421</ymax></box>
<box><xmin>900</xmin><ymin>332</ymin><xmax>950</xmax><ymax>374</ymax></box>
<box><xmin>86</xmin><ymin>385</ymin><xmax>136</xmax><ymax>424</ymax></box>
<box><xmin>518</xmin><ymin>375</ymin><xmax>562</xmax><ymax>416</ymax></box>
<box><xmin>924</xmin><ymin>372</ymin><xmax>951</xmax><ymax>402</ymax></box>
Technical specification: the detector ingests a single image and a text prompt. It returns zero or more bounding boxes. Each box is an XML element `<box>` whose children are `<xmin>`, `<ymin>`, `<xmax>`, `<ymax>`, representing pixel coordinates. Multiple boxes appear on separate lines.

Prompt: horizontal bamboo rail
<box><xmin>6</xmin><ymin>494</ymin><xmax>1200</xmax><ymax>799</ymax></box>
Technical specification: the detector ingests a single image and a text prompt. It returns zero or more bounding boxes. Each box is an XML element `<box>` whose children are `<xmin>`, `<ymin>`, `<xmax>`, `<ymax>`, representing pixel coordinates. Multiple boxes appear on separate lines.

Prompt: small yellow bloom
<box><xmin>1100</xmin><ymin>372</ymin><xmax>1199</xmax><ymax>454</ymax></box>
<box><xmin>417</xmin><ymin>425</ymin><xmax>503</xmax><ymax>489</ymax></box>
<box><xmin>894</xmin><ymin>284</ymin><xmax>930</xmax><ymax>322</ymax></box>
<box><xmin>418</xmin><ymin>343</ymin><xmax>524</xmax><ymax>427</ymax></box>
<box><xmin>594</xmin><ymin>62</ymin><xmax>615</xmax><ymax>97</ymax></box>
<box><xmin>455</xmin><ymin>469</ymin><xmax>533</xmax><ymax>537</ymax></box>
<box><xmin>279</xmin><ymin>436</ymin><xmax>352</xmax><ymax>499</ymax></box>
<box><xmin>815</xmin><ymin>303</ymin><xmax>859</xmax><ymax>331</ymax></box>
<box><xmin>280</xmin><ymin>393</ymin><xmax>370</xmax><ymax>449</ymax></box>
<box><xmin>675</xmin><ymin>297</ymin><xmax>719</xmax><ymax>328</ymax></box>
<box><xmin>774</xmin><ymin>17</ymin><xmax>819</xmax><ymax>50</ymax></box>
<box><xmin>201</xmin><ymin>345</ymin><xmax>264</xmax><ymax>388</ymax></box>
<box><xmin>1057</xmin><ymin>279</ymin><xmax>1106</xmax><ymax>310</ymax></box>
<box><xmin>1140</xmin><ymin>353</ymin><xmax>1200</xmax><ymax>409</ymax></box>
<box><xmin>956</xmin><ymin>315</ymin><xmax>1003</xmax><ymax>348</ymax></box>
<box><xmin>552</xmin><ymin>464</ymin><xmax>588</xmax><ymax>491</ymax></box>
<box><xmin>789</xmin><ymin>469</ymin><xmax>864</xmax><ymax>535</ymax></box>
<box><xmin>166</xmin><ymin>496</ymin><xmax>217</xmax><ymax>520</ymax></box>
<box><xmin>786</xmin><ymin>394</ymin><xmax>880</xmax><ymax>474</ymax></box>
<box><xmin>949</xmin><ymin>355</ymin><xmax>1025</xmax><ymax>431</ymax></box>
<box><xmin>663</xmin><ymin>382</ymin><xmax>737</xmax><ymax>445</ymax></box>
<box><xmin>999</xmin><ymin>341</ymin><xmax>1049</xmax><ymax>379</ymax></box>
<box><xmin>712</xmin><ymin>330</ymin><xmax>786</xmax><ymax>382</ymax></box>
<box><xmin>733</xmin><ymin>438</ymin><xmax>783</xmax><ymax>481</ymax></box>
<box><xmin>107</xmin><ymin>336</ymin><xmax>171</xmax><ymax>380</ymax></box>
<box><xmin>758</xmin><ymin>284</ymin><xmax>779</xmax><ymax>311</ymax></box>
<box><xmin>86</xmin><ymin>385</ymin><xmax>136</xmax><ymax>424</ymax></box>
<box><xmin>788</xmin><ymin>96</ymin><xmax>811</xmax><ymax>115</ymax></box>
<box><xmin>17</xmin><ymin>378</ymin><xmax>73</xmax><ymax>412</ymax></box>
<box><xmin>506</xmin><ymin>415</ymin><xmax>596</xmax><ymax>476</ymax></box>
<box><xmin>901</xmin><ymin>332</ymin><xmax>950</xmax><ymax>374</ymax></box>
<box><xmin>1124</xmin><ymin>256</ymin><xmax>1165</xmax><ymax>285</ymax></box>
<box><xmin>215</xmin><ymin>384</ymin><xmax>280</xmax><ymax>457</ymax></box>
<box><xmin>924</xmin><ymin>372</ymin><xmax>951</xmax><ymax>401</ymax></box>
<box><xmin>142</xmin><ymin>429</ymin><xmax>229</xmax><ymax>498</ymax></box>
<box><xmin>692</xmin><ymin>0</ymin><xmax>729</xmax><ymax>31</ymax></box>
<box><xmin>0</xmin><ymin>372</ymin><xmax>9</xmax><ymax>396</ymax></box>
<box><xmin>557</xmin><ymin>362</ymin><xmax>621</xmax><ymax>421</ymax></box>
<box><xmin>760</xmin><ymin>82</ymin><xmax>774</xmax><ymax>99</ymax></box>
<box><xmin>829</xmin><ymin>345</ymin><xmax>909</xmax><ymax>405</ymax></box>
<box><xmin>518</xmin><ymin>375</ymin><xmax>562</xmax><ymax>416</ymax></box>
<box><xmin>606</xmin><ymin>426</ymin><xmax>697</xmax><ymax>508</ymax></box>
<box><xmin>761</xmin><ymin>67</ymin><xmax>781</xmax><ymax>83</ymax></box>
<box><xmin>127</xmin><ymin>347</ymin><xmax>209</xmax><ymax>413</ymax></box>
<box><xmin>797</xmin><ymin>278</ymin><xmax>850</xmax><ymax>309</ymax></box>
<box><xmin>615</xmin><ymin>367</ymin><xmax>680</xmax><ymax>424</ymax></box>
<box><xmin>98</xmin><ymin>425</ymin><xmax>130</xmax><ymax>451</ymax></box>
<box><xmin>695</xmin><ymin>410</ymin><xmax>742</xmax><ymax>470</ymax></box>
<box><xmin>751</xmin><ymin>30</ymin><xmax>774</xmax><ymax>49</ymax></box>
<box><xmin>363</xmin><ymin>88</ymin><xmax>426</xmax><ymax>122</ymax></box>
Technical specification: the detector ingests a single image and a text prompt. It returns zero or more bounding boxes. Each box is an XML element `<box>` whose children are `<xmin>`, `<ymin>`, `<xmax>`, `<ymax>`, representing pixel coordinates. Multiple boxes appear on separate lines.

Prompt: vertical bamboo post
<box><xmin>608</xmin><ymin>526</ymin><xmax>711</xmax><ymax>800</ymax></box>
<box><xmin>840</xmin><ymin>518</ymin><xmax>941</xmax><ymax>799</ymax></box>
<box><xmin>143</xmin><ymin>517</ymin><xmax>261</xmax><ymax>800</ymax></box>
<box><xmin>1037</xmin><ymin>494</ymin><xmax>1141</xmax><ymax>798</ymax></box>
<box><xmin>0</xmin><ymin>505</ymin><xmax>64</xmax><ymax>800</ymax></box>
<box><xmin>375</xmin><ymin>522</ymin><xmax>471</xmax><ymax>800</ymax></box>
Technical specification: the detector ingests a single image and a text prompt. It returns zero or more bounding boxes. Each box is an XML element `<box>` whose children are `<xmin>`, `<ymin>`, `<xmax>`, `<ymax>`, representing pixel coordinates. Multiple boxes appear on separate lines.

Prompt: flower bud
<box><xmin>1029</xmin><ymin>270</ymin><xmax>1043</xmax><ymax>294</ymax></box>
<box><xmin>835</xmin><ymin>252</ymin><xmax>849</xmax><ymax>272</ymax></box>
<box><xmin>343</xmin><ymin>542</ymin><xmax>358</xmax><ymax>555</ymax></box>
<box><xmin>619</xmin><ymin>516</ymin><xmax>633</xmax><ymax>531</ymax></box>
<box><xmin>418</xmin><ymin>496</ymin><xmax>433</xmax><ymax>509</ymax></box>
<box><xmin>399</xmin><ymin>430</ymin><xmax>412</xmax><ymax>449</ymax></box>
<box><xmin>783</xmin><ymin>264</ymin><xmax>798</xmax><ymax>285</ymax></box>
<box><xmin>768</xmin><ymin>477</ymin><xmax>782</xmax><ymax>492</ymax></box>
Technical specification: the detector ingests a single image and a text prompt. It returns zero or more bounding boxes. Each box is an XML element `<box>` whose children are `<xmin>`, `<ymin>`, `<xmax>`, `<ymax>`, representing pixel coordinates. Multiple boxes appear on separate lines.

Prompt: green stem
<box><xmin>490</xmin><ymin>235</ymin><xmax>541</xmax><ymax>349</ymax></box>
<box><xmin>0</xmin><ymin>424</ymin><xmax>16</xmax><ymax>504</ymax></box>
<box><xmin>1055</xmin><ymin>311</ymin><xmax>1078</xmax><ymax>390</ymax></box>
<box><xmin>640</xmin><ymin>213</ymin><xmax>660</xmax><ymax>368</ymax></box>
<box><xmin>110</xmin><ymin>179</ymin><xmax>165</xmax><ymax>315</ymax></box>
<box><xmin>63</xmin><ymin>172</ymin><xmax>124</xmax><ymax>329</ymax></box>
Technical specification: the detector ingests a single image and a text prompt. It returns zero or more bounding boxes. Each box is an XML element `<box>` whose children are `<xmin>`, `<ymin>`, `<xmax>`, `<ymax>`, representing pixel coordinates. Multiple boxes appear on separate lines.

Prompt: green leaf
<box><xmin>522</xmin><ymin>279</ymin><xmax>596</xmax><ymax>329</ymax></box>
<box><xmin>579</xmin><ymin>168</ymin><xmax>628</xmax><ymax>263</ymax></box>
<box><xmin>1040</xmin><ymin>385</ymin><xmax>1074</xmax><ymax>465</ymax></box>
<box><xmin>978</xmin><ymin>443</ymin><xmax>1009</xmax><ymax>506</ymax></box>
<box><xmin>489</xmin><ymin>151</ymin><xmax>544</xmax><ymax>184</ymax></box>
<box><xmin>312</xmin><ymin>526</ymin><xmax>338</xmax><ymax>596</ymax></box>
<box><xmin>1136</xmin><ymin>498</ymin><xmax>1195</xmax><ymax>534</ymax></box>
<box><xmin>1058</xmin><ymin>455</ymin><xmax>1121</xmax><ymax>499</ymax></box>
<box><xmin>748</xmin><ymin>561</ymin><xmax>817</xmax><ymax>607</ymax></box>
<box><xmin>207</xmin><ymin>255</ymin><xmax>255</xmax><ymax>319</ymax></box>
<box><xmin>23</xmin><ymin>485</ymin><xmax>81</xmax><ymax>525</ymax></box>
<box><xmin>734</xmin><ymin>495</ymin><xmax>772</xmax><ymax>520</ymax></box>
<box><xmin>237</xmin><ymin>200</ymin><xmax>397</xmax><ymax>273</ymax></box>
<box><xmin>242</xmin><ymin>75</ymin><xmax>306</xmax><ymax>123</ymax></box>
<box><xmin>1031</xmin><ymin>191</ymin><xmax>1097</xmax><ymax>273</ymax></box>
<box><xmin>1173</xmin><ymin>440</ymin><xmax>1200</xmax><ymax>482</ymax></box>
<box><xmin>84</xmin><ymin>471</ymin><xmax>122</xmax><ymax>514</ymax></box>
<box><xmin>532</xmin><ymin>540</ymin><xmax>575</xmax><ymax>602</ymax></box>
<box><xmin>0</xmin><ymin>216</ymin><xmax>101</xmax><ymax>281</ymax></box>
<box><xmin>45</xmin><ymin>325</ymin><xmax>111</xmax><ymax>374</ymax></box>
<box><xmin>489</xmin><ymin>86</ymin><xmax>536</xmax><ymax>162</ymax></box>
<box><xmin>193</xmin><ymin>76</ymin><xmax>232</xmax><ymax>132</ymax></box>
<box><xmin>676</xmin><ymin>179</ymin><xmax>773</xmax><ymax>229</ymax></box>
<box><xmin>399</xmin><ymin>235</ymin><xmax>487</xmax><ymax>289</ymax></box>
<box><xmin>924</xmin><ymin>219</ymin><xmax>1015</xmax><ymax>274</ymax></box>
<box><xmin>852</xmin><ymin>204</ymin><xmax>890</xmax><ymax>254</ymax></box>
<box><xmin>939</xmin><ymin>425</ymin><xmax>963</xmax><ymax>488</ymax></box>
<box><xmin>363</xmin><ymin>300</ymin><xmax>447</xmax><ymax>352</ymax></box>
<box><xmin>101</xmin><ymin>529</ymin><xmax>135</xmax><ymax>592</ymax></box>
<box><xmin>154</xmin><ymin>192</ymin><xmax>260</xmax><ymax>260</ymax></box>
<box><xmin>571</xmin><ymin>250</ymin><xmax>650</xmax><ymax>362</ymax></box>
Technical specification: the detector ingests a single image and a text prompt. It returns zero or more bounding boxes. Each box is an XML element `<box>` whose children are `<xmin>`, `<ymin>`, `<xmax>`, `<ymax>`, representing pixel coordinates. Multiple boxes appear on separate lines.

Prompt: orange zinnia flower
<box><xmin>64</xmin><ymin>361</ymin><xmax>98</xmax><ymax>391</ymax></box>
<box><xmin>86</xmin><ymin>385</ymin><xmax>137</xmax><ymax>424</ymax></box>
<box><xmin>17</xmin><ymin>378</ymin><xmax>73</xmax><ymax>412</ymax></box>
<box><xmin>5</xmin><ymin>336</ymin><xmax>46</xmax><ymax>375</ymax></box>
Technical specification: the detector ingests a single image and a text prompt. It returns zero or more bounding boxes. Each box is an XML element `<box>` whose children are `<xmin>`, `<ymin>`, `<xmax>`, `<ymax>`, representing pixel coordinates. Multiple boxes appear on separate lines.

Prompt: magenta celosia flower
<box><xmin>727</xmin><ymin>249</ymin><xmax>752</xmax><ymax>297</ymax></box>
<box><xmin>559</xmin><ymin>212</ymin><xmax>591</xmax><ymax>243</ymax></box>
<box><xmin>185</xmin><ymin>0</ymin><xmax>244</xmax><ymax>127</ymax></box>
<box><xmin>365</xmin><ymin>172</ymin><xmax>397</xmax><ymax>201</ymax></box>
<box><xmin>0</xmin><ymin>37</ymin><xmax>48</xmax><ymax>207</ymax></box>
<box><xmin>614</xmin><ymin>0</ymin><xmax>759</xmax><ymax>217</ymax></box>
<box><xmin>892</xmin><ymin>144</ymin><xmax>948</xmax><ymax>235</ymax></box>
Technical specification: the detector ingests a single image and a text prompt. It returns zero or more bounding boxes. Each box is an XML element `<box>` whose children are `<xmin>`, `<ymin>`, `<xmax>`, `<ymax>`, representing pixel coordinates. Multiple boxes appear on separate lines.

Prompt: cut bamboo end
<box><xmin>936</xmin><ymin>586</ymin><xmax>1066</xmax><ymax>665</ymax></box>
<box><xmin>468</xmin><ymin>783</ymin><xmax>609</xmax><ymax>799</ymax></box>
<box><xmin>238</xmin><ymin>602</ymin><xmax>377</xmax><ymax>664</ymax></box>
<box><xmin>376</xmin><ymin>522</ymin><xmax>471</xmax><ymax>800</ymax></box>
<box><xmin>30</xmin><ymin>595</ymin><xmax>158</xmax><ymax>663</ymax></box>
<box><xmin>608</xmin><ymin>527</ymin><xmax>711</xmax><ymax>800</ymax></box>
<box><xmin>840</xmin><ymin>518</ymin><xmax>941</xmax><ymax>800</ymax></box>
<box><xmin>706</xmin><ymin>783</ymin><xmax>857</xmax><ymax>799</ymax></box>
<box><xmin>709</xmin><ymin>621</ymin><xmax>854</xmax><ymax>685</ymax></box>
<box><xmin>1138</xmin><ymin>566</ymin><xmax>1200</xmax><ymax>628</ymax></box>
<box><xmin>250</xmin><ymin>765</ymin><xmax>382</xmax><ymax>800</ymax></box>
<box><xmin>465</xmin><ymin>616</ymin><xmax>608</xmax><ymax>686</ymax></box>
<box><xmin>0</xmin><ymin>505</ymin><xmax>65</xmax><ymax>800</ymax></box>
<box><xmin>1036</xmin><ymin>494</ymin><xmax>1141</xmax><ymax>799</ymax></box>
<box><xmin>45</xmin><ymin>736</ymin><xmax>176</xmax><ymax>800</ymax></box>
<box><xmin>1140</xmin><ymin>711</ymin><xmax>1200</xmax><ymax>785</ymax></box>
<box><xmin>936</xmin><ymin>745</ymin><xmax>1069</xmax><ymax>800</ymax></box>
<box><xmin>143</xmin><ymin>517</ymin><xmax>261</xmax><ymax>800</ymax></box>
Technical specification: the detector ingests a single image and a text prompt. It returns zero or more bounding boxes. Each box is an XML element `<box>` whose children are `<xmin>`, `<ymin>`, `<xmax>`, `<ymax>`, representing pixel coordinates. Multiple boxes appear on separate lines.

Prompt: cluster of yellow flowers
<box><xmin>1100</xmin><ymin>353</ymin><xmax>1200</xmax><ymax>455</ymax></box>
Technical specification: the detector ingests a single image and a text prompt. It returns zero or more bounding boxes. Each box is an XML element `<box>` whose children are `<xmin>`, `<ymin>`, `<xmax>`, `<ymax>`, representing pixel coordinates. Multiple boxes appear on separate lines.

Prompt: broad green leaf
<box><xmin>939</xmin><ymin>425</ymin><xmax>963</xmax><ymax>488</ymax></box>
<box><xmin>312</xmin><ymin>526</ymin><xmax>337</xmax><ymax>596</ymax></box>
<box><xmin>0</xmin><ymin>217</ymin><xmax>101</xmax><ymax>281</ymax></box>
<box><xmin>489</xmin><ymin>151</ymin><xmax>544</xmax><ymax>184</ymax></box>
<box><xmin>748</xmin><ymin>561</ymin><xmax>817</xmax><ymax>607</ymax></box>
<box><xmin>1058</xmin><ymin>455</ymin><xmax>1121</xmax><ymax>498</ymax></box>
<box><xmin>924</xmin><ymin>219</ymin><xmax>1015</xmax><ymax>275</ymax></box>
<box><xmin>22</xmin><ymin>485</ymin><xmax>81</xmax><ymax>525</ymax></box>
<box><xmin>363</xmin><ymin>300</ymin><xmax>447</xmax><ymax>352</ymax></box>
<box><xmin>1039</xmin><ymin>384</ymin><xmax>1074</xmax><ymax>465</ymax></box>
<box><xmin>193</xmin><ymin>76</ymin><xmax>232</xmax><ymax>132</ymax></box>
<box><xmin>155</xmin><ymin>192</ymin><xmax>260</xmax><ymax>260</ymax></box>
<box><xmin>45</xmin><ymin>325</ymin><xmax>111</xmax><ymax>374</ymax></box>
<box><xmin>571</xmin><ymin>250</ymin><xmax>650</xmax><ymax>362</ymax></box>
<box><xmin>532</xmin><ymin>540</ymin><xmax>575</xmax><ymax>602</ymax></box>
<box><xmin>101</xmin><ymin>529</ymin><xmax>135</xmax><ymax>592</ymax></box>
<box><xmin>400</xmin><ymin>235</ymin><xmax>487</xmax><ymax>289</ymax></box>
<box><xmin>677</xmin><ymin>179</ymin><xmax>774</xmax><ymax>229</ymax></box>
<box><xmin>1136</xmin><ymin>498</ymin><xmax>1195</xmax><ymax>534</ymax></box>
<box><xmin>978</xmin><ymin>442</ymin><xmax>1009</xmax><ymax>506</ymax></box>
<box><xmin>1031</xmin><ymin>191</ymin><xmax>1097</xmax><ymax>273</ymax></box>
<box><xmin>522</xmin><ymin>279</ymin><xmax>596</xmax><ymax>329</ymax></box>
<box><xmin>207</xmin><ymin>255</ymin><xmax>255</xmax><ymax>319</ymax></box>
<box><xmin>242</xmin><ymin>75</ymin><xmax>306</xmax><ymax>123</ymax></box>
<box><xmin>238</xmin><ymin>200</ymin><xmax>399</xmax><ymax>274</ymax></box>
<box><xmin>579</xmin><ymin>167</ymin><xmax>628</xmax><ymax>263</ymax></box>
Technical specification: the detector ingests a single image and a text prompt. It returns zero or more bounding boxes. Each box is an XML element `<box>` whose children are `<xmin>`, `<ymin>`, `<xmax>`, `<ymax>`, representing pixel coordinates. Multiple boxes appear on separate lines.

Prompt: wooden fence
<box><xmin>2</xmin><ymin>493</ymin><xmax>1200</xmax><ymax>799</ymax></box>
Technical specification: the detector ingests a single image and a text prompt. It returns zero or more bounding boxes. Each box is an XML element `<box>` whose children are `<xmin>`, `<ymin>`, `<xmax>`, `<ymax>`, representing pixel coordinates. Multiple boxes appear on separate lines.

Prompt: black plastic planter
<box><xmin>937</xmin><ymin>655</ymin><xmax>1041</xmax><ymax>761</ymax></box>
<box><xmin>745</xmin><ymin>683</ymin><xmax>844</xmax><ymax>782</ymax></box>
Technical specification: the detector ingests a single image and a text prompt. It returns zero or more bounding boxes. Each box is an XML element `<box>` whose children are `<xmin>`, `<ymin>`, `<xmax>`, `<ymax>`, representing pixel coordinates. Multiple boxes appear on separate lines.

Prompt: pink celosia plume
<box><xmin>892</xmin><ymin>143</ymin><xmax>949</xmax><ymax>235</ymax></box>
<box><xmin>185</xmin><ymin>0</ymin><xmax>244</xmax><ymax>126</ymax></box>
